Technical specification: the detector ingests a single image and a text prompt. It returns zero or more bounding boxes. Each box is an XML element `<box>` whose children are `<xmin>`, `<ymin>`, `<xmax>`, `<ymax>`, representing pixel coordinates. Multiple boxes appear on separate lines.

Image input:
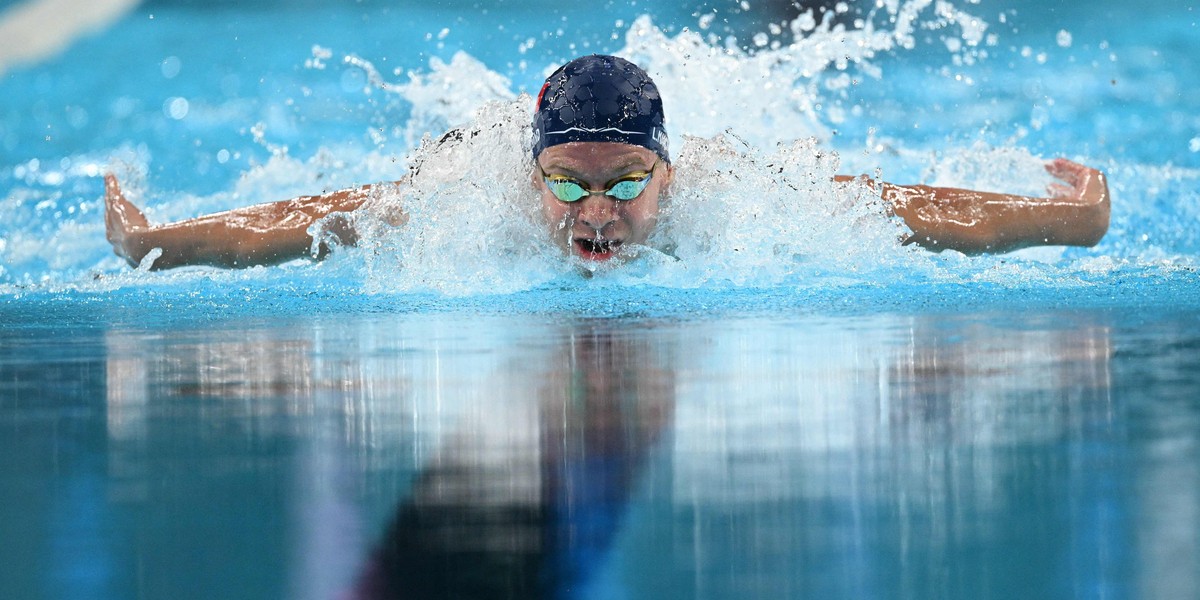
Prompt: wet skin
<box><xmin>534</xmin><ymin>142</ymin><xmax>673</xmax><ymax>262</ymax></box>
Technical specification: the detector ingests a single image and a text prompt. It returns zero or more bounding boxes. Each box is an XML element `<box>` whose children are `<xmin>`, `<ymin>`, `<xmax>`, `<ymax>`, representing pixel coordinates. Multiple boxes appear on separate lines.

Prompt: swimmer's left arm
<box><xmin>840</xmin><ymin>158</ymin><xmax>1110</xmax><ymax>254</ymax></box>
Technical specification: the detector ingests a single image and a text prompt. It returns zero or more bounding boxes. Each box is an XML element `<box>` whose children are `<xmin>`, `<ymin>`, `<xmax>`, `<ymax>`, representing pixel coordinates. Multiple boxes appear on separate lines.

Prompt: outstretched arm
<box><xmin>104</xmin><ymin>175</ymin><xmax>392</xmax><ymax>270</ymax></box>
<box><xmin>840</xmin><ymin>158</ymin><xmax>1110</xmax><ymax>254</ymax></box>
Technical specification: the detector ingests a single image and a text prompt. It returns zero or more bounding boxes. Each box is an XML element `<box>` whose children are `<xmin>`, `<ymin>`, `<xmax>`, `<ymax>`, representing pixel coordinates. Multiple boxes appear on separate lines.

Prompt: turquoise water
<box><xmin>4</xmin><ymin>306</ymin><xmax>1199</xmax><ymax>599</ymax></box>
<box><xmin>2</xmin><ymin>0</ymin><xmax>1200</xmax><ymax>598</ymax></box>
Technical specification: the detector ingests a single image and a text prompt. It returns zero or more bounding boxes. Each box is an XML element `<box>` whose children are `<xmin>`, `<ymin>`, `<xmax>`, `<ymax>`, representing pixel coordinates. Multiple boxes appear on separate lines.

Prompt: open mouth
<box><xmin>574</xmin><ymin>238</ymin><xmax>622</xmax><ymax>260</ymax></box>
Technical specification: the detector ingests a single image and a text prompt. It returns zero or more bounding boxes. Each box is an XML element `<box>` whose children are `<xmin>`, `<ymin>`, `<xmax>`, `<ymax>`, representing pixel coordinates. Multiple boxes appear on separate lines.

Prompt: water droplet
<box><xmin>1056</xmin><ymin>29</ymin><xmax>1072</xmax><ymax>48</ymax></box>
<box><xmin>164</xmin><ymin>97</ymin><xmax>189</xmax><ymax>120</ymax></box>
<box><xmin>161</xmin><ymin>56</ymin><xmax>181</xmax><ymax>79</ymax></box>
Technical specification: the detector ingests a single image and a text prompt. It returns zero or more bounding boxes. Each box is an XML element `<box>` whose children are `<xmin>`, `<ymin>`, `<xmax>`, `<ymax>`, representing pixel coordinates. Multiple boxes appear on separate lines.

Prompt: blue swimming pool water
<box><xmin>2</xmin><ymin>0</ymin><xmax>1199</xmax><ymax>598</ymax></box>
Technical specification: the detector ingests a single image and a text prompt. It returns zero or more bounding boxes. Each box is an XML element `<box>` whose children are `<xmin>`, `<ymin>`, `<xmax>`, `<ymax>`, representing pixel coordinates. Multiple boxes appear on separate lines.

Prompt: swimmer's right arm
<box><xmin>104</xmin><ymin>174</ymin><xmax>400</xmax><ymax>270</ymax></box>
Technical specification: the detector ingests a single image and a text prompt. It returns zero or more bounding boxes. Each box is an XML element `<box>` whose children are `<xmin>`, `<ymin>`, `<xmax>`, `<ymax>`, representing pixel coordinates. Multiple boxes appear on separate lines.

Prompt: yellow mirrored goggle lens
<box><xmin>543</xmin><ymin>172</ymin><xmax>653</xmax><ymax>203</ymax></box>
<box><xmin>545</xmin><ymin>177</ymin><xmax>588</xmax><ymax>202</ymax></box>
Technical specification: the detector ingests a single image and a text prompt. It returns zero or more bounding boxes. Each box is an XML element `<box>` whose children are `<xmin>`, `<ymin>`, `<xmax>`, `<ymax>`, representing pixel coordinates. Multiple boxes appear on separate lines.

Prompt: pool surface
<box><xmin>2</xmin><ymin>0</ymin><xmax>1199</xmax><ymax>598</ymax></box>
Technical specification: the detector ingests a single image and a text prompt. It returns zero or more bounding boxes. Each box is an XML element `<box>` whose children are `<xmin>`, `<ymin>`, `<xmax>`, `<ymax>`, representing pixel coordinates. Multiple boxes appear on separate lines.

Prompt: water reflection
<box><xmin>349</xmin><ymin>323</ymin><xmax>674</xmax><ymax>599</ymax></box>
<box><xmin>51</xmin><ymin>310</ymin><xmax>1197</xmax><ymax>599</ymax></box>
<box><xmin>667</xmin><ymin>315</ymin><xmax>1122</xmax><ymax>598</ymax></box>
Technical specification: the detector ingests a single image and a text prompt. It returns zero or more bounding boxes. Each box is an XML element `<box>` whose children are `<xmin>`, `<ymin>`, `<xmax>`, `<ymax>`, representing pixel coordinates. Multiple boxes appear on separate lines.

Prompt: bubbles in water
<box><xmin>1190</xmin><ymin>137</ymin><xmax>1200</xmax><ymax>153</ymax></box>
<box><xmin>163</xmin><ymin>97</ymin><xmax>189</xmax><ymax>120</ymax></box>
<box><xmin>793</xmin><ymin>10</ymin><xmax>816</xmax><ymax>33</ymax></box>
<box><xmin>160</xmin><ymin>56</ymin><xmax>181</xmax><ymax>79</ymax></box>
<box><xmin>305</xmin><ymin>45</ymin><xmax>332</xmax><ymax>70</ymax></box>
<box><xmin>1056</xmin><ymin>29</ymin><xmax>1073</xmax><ymax>48</ymax></box>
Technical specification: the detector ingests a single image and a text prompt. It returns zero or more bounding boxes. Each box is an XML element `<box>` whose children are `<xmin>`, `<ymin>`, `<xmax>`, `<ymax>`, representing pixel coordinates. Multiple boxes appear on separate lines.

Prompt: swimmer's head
<box><xmin>531</xmin><ymin>55</ymin><xmax>669</xmax><ymax>164</ymax></box>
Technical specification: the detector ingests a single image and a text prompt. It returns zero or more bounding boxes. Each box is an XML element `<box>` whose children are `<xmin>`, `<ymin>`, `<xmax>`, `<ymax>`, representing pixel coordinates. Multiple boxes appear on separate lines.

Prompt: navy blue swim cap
<box><xmin>532</xmin><ymin>55</ymin><xmax>669</xmax><ymax>163</ymax></box>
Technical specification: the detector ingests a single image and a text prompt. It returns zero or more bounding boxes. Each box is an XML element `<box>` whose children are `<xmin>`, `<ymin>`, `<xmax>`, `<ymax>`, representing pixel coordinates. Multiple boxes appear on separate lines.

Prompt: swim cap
<box><xmin>532</xmin><ymin>55</ymin><xmax>670</xmax><ymax>163</ymax></box>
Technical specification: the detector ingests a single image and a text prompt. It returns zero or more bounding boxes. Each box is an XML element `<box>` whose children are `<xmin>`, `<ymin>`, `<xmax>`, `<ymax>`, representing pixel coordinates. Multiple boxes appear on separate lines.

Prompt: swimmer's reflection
<box><xmin>349</xmin><ymin>324</ymin><xmax>675</xmax><ymax>599</ymax></box>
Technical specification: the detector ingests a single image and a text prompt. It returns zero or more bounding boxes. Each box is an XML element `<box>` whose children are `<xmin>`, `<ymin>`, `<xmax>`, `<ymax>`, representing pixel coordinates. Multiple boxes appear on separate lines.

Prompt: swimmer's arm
<box><xmin>104</xmin><ymin>174</ymin><xmax>401</xmax><ymax>270</ymax></box>
<box><xmin>838</xmin><ymin>158</ymin><xmax>1110</xmax><ymax>254</ymax></box>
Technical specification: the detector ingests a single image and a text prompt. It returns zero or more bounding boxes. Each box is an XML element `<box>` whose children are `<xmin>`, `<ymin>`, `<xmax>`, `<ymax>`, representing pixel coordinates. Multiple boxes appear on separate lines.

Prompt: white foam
<box><xmin>316</xmin><ymin>99</ymin><xmax>565</xmax><ymax>296</ymax></box>
<box><xmin>296</xmin><ymin>2</ymin><xmax>1000</xmax><ymax>293</ymax></box>
<box><xmin>295</xmin><ymin>101</ymin><xmax>922</xmax><ymax>294</ymax></box>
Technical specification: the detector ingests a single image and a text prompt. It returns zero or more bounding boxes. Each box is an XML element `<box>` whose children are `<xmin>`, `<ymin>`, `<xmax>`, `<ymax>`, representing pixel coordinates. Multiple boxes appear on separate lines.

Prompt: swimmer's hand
<box><xmin>104</xmin><ymin>174</ymin><xmax>152</xmax><ymax>267</ymax></box>
<box><xmin>1045</xmin><ymin>158</ymin><xmax>1110</xmax><ymax>217</ymax></box>
<box><xmin>875</xmin><ymin>158</ymin><xmax>1110</xmax><ymax>254</ymax></box>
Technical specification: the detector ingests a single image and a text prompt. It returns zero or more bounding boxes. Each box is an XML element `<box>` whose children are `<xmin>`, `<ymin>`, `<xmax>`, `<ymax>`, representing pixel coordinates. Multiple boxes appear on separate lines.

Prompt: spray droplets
<box><xmin>163</xmin><ymin>97</ymin><xmax>189</xmax><ymax>120</ymax></box>
<box><xmin>305</xmin><ymin>45</ymin><xmax>333</xmax><ymax>70</ymax></box>
<box><xmin>160</xmin><ymin>56</ymin><xmax>181</xmax><ymax>79</ymax></box>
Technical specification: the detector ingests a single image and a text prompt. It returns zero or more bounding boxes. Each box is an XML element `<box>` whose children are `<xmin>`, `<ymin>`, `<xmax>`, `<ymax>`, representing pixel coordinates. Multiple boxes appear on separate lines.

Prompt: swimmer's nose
<box><xmin>577</xmin><ymin>195</ymin><xmax>618</xmax><ymax>232</ymax></box>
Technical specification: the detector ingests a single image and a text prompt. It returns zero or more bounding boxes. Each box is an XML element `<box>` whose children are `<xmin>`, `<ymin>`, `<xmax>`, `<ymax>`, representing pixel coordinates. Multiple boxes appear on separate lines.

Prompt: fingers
<box><xmin>1046</xmin><ymin>182</ymin><xmax>1074</xmax><ymax>198</ymax></box>
<box><xmin>103</xmin><ymin>174</ymin><xmax>150</xmax><ymax>227</ymax></box>
<box><xmin>1044</xmin><ymin>159</ymin><xmax>1110</xmax><ymax>211</ymax></box>
<box><xmin>104</xmin><ymin>174</ymin><xmax>119</xmax><ymax>243</ymax></box>
<box><xmin>103</xmin><ymin>173</ymin><xmax>125</xmax><ymax>220</ymax></box>
<box><xmin>102</xmin><ymin>173</ymin><xmax>150</xmax><ymax>261</ymax></box>
<box><xmin>1045</xmin><ymin>158</ymin><xmax>1085</xmax><ymax>186</ymax></box>
<box><xmin>104</xmin><ymin>173</ymin><xmax>120</xmax><ymax>197</ymax></box>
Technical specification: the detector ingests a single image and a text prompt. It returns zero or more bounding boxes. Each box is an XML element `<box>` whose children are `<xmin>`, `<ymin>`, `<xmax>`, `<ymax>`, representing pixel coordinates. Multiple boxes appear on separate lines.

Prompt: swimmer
<box><xmin>103</xmin><ymin>54</ymin><xmax>1110</xmax><ymax>270</ymax></box>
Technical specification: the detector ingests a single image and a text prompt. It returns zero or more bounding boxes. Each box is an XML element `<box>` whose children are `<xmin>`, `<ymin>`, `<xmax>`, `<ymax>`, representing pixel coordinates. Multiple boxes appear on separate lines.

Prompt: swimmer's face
<box><xmin>533</xmin><ymin>142</ymin><xmax>671</xmax><ymax>262</ymax></box>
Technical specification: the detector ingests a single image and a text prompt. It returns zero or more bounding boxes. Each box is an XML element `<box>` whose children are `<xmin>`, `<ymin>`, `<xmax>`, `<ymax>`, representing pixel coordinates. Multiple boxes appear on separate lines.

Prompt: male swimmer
<box><xmin>104</xmin><ymin>55</ymin><xmax>1110</xmax><ymax>269</ymax></box>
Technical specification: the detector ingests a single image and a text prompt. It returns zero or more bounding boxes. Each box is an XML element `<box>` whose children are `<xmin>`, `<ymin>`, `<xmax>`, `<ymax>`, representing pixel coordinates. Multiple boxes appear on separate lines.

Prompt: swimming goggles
<box><xmin>538</xmin><ymin>159</ymin><xmax>659</xmax><ymax>203</ymax></box>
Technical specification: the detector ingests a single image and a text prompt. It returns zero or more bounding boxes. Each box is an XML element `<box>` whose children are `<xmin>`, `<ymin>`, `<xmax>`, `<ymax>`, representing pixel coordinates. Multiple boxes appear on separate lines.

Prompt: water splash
<box><xmin>615</xmin><ymin>0</ymin><xmax>991</xmax><ymax>148</ymax></box>
<box><xmin>321</xmin><ymin>99</ymin><xmax>565</xmax><ymax>296</ymax></box>
<box><xmin>0</xmin><ymin>1</ymin><xmax>1192</xmax><ymax>301</ymax></box>
<box><xmin>291</xmin><ymin>2</ymin><xmax>1000</xmax><ymax>293</ymax></box>
<box><xmin>340</xmin><ymin>51</ymin><xmax>517</xmax><ymax>148</ymax></box>
<box><xmin>648</xmin><ymin>133</ymin><xmax>915</xmax><ymax>286</ymax></box>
